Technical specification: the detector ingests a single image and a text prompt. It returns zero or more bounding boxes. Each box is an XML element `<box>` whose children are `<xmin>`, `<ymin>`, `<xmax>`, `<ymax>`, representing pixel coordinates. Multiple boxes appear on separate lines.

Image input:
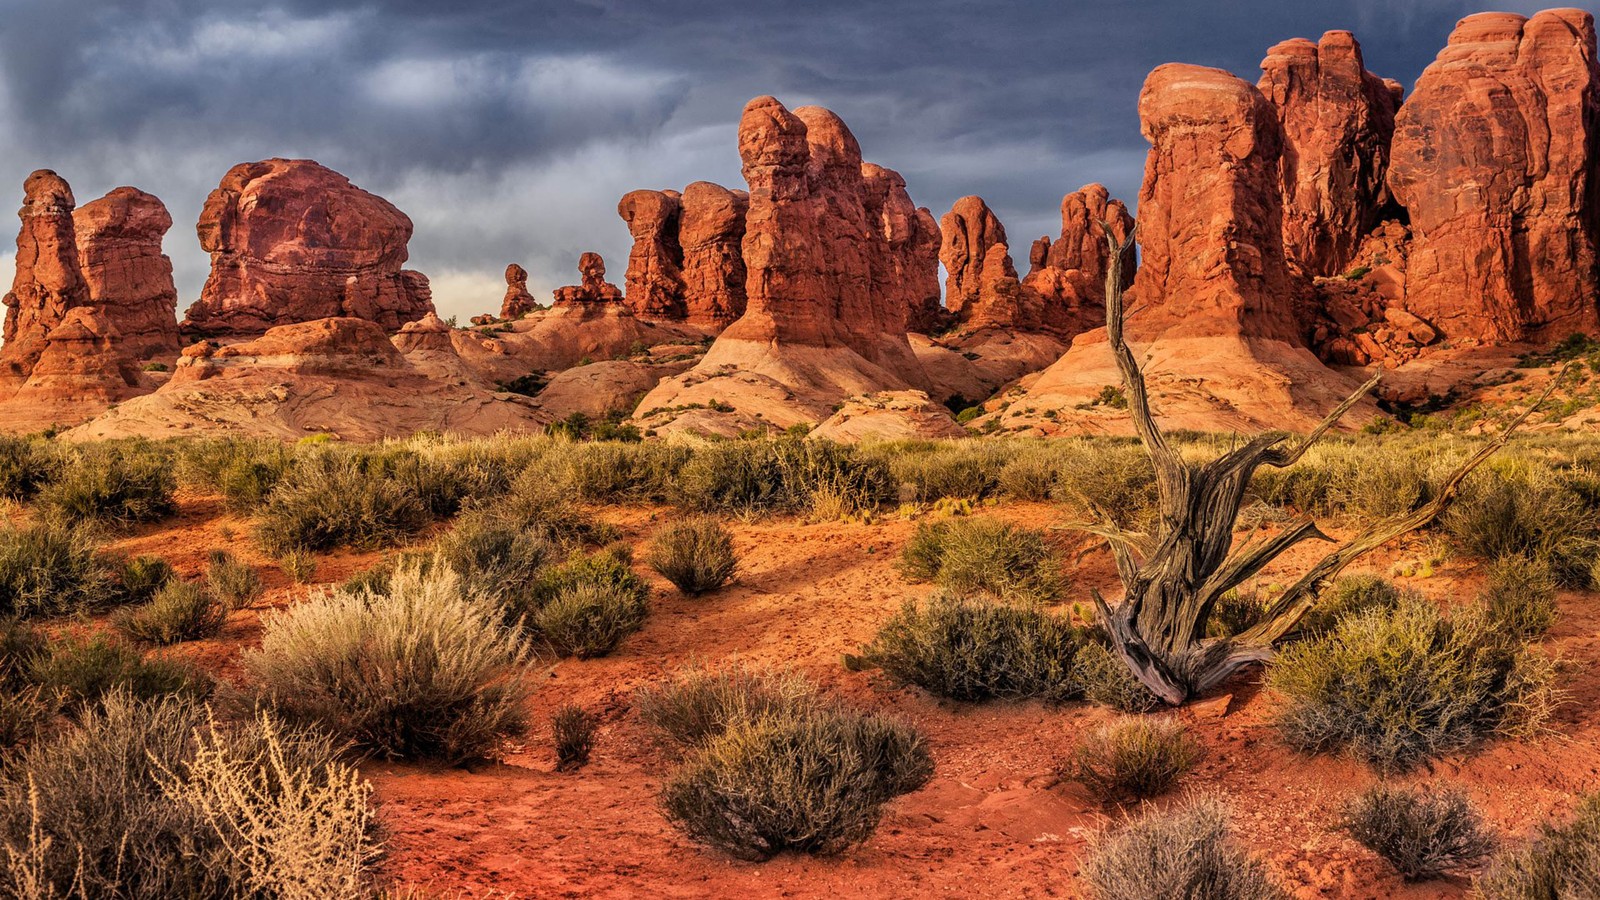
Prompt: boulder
<box><xmin>2</xmin><ymin>170</ymin><xmax>88</xmax><ymax>384</ymax></box>
<box><xmin>181</xmin><ymin>159</ymin><xmax>435</xmax><ymax>337</ymax></box>
<box><xmin>811</xmin><ymin>391</ymin><xmax>967</xmax><ymax>442</ymax></box>
<box><xmin>72</xmin><ymin>187</ymin><xmax>182</xmax><ymax>361</ymax></box>
<box><xmin>1388</xmin><ymin>9</ymin><xmax>1600</xmax><ymax>341</ymax></box>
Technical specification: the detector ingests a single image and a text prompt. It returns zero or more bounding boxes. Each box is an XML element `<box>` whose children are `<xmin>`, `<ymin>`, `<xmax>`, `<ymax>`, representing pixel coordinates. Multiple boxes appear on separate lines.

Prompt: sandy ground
<box><xmin>95</xmin><ymin>495</ymin><xmax>1600</xmax><ymax>899</ymax></box>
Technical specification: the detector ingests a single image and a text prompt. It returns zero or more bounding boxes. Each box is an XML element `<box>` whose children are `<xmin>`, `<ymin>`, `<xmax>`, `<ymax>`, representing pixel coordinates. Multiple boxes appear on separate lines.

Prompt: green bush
<box><xmin>1479</xmin><ymin>556</ymin><xmax>1558</xmax><ymax>639</ymax></box>
<box><xmin>1477</xmin><ymin>793</ymin><xmax>1600</xmax><ymax>899</ymax></box>
<box><xmin>114</xmin><ymin>554</ymin><xmax>175</xmax><ymax>605</ymax></box>
<box><xmin>635</xmin><ymin>663</ymin><xmax>817</xmax><ymax>750</ymax></box>
<box><xmin>434</xmin><ymin>513</ymin><xmax>554</xmax><ymax>610</ymax></box>
<box><xmin>659</xmin><ymin>704</ymin><xmax>932</xmax><ymax>860</ymax></box>
<box><xmin>0</xmin><ymin>618</ymin><xmax>52</xmax><ymax>749</ymax></box>
<box><xmin>0</xmin><ymin>693</ymin><xmax>374</xmax><ymax>899</ymax></box>
<box><xmin>0</xmin><ymin>520</ymin><xmax>115</xmax><ymax>619</ymax></box>
<box><xmin>1081</xmin><ymin>795</ymin><xmax>1286</xmax><ymax>900</ymax></box>
<box><xmin>997</xmin><ymin>446</ymin><xmax>1059</xmax><ymax>501</ymax></box>
<box><xmin>1445</xmin><ymin>464</ymin><xmax>1600</xmax><ymax>586</ymax></box>
<box><xmin>204</xmin><ymin>549</ymin><xmax>263</xmax><ymax>608</ymax></box>
<box><xmin>524</xmin><ymin>544</ymin><xmax>648</xmax><ymax>621</ymax></box>
<box><xmin>0</xmin><ymin>435</ymin><xmax>57</xmax><ymax>501</ymax></box>
<box><xmin>897</xmin><ymin>517</ymin><xmax>1065</xmax><ymax>604</ymax></box>
<box><xmin>115</xmin><ymin>579</ymin><xmax>230</xmax><ymax>645</ymax></box>
<box><xmin>552</xmin><ymin>703</ymin><xmax>597</xmax><ymax>770</ymax></box>
<box><xmin>37</xmin><ymin>442</ymin><xmax>175</xmax><ymax>526</ymax></box>
<box><xmin>1076</xmin><ymin>641</ymin><xmax>1163</xmax><ymax>713</ymax></box>
<box><xmin>1337</xmin><ymin>783</ymin><xmax>1494</xmax><ymax>881</ymax></box>
<box><xmin>1054</xmin><ymin>441</ymin><xmax>1158</xmax><ymax>532</ymax></box>
<box><xmin>277</xmin><ymin>548</ymin><xmax>318</xmax><ymax>584</ymax></box>
<box><xmin>884</xmin><ymin>442</ymin><xmax>1008</xmax><ymax>502</ymax></box>
<box><xmin>673</xmin><ymin>437</ymin><xmax>894</xmax><ymax>516</ymax></box>
<box><xmin>1064</xmin><ymin>717</ymin><xmax>1200</xmax><ymax>804</ymax></box>
<box><xmin>647</xmin><ymin>516</ymin><xmax>737</xmax><ymax>595</ymax></box>
<box><xmin>487</xmin><ymin>465</ymin><xmax>616</xmax><ymax>547</ymax></box>
<box><xmin>29</xmin><ymin>633</ymin><xmax>208</xmax><ymax>709</ymax></box>
<box><xmin>1270</xmin><ymin>598</ymin><xmax>1557</xmax><ymax>771</ymax></box>
<box><xmin>177</xmin><ymin>436</ymin><xmax>295</xmax><ymax>510</ymax></box>
<box><xmin>854</xmin><ymin>593</ymin><xmax>1082</xmax><ymax>702</ymax></box>
<box><xmin>254</xmin><ymin>452</ymin><xmax>432</xmax><ymax>554</ymax></box>
<box><xmin>1297</xmin><ymin>573</ymin><xmax>1408</xmax><ymax>638</ymax></box>
<box><xmin>243</xmin><ymin>563</ymin><xmax>534</xmax><ymax>762</ymax></box>
<box><xmin>534</xmin><ymin>579</ymin><xmax>649</xmax><ymax>658</ymax></box>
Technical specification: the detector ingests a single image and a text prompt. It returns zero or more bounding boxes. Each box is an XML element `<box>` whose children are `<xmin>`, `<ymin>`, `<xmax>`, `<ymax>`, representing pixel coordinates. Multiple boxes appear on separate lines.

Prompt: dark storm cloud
<box><xmin>0</xmin><ymin>0</ymin><xmax>1593</xmax><ymax>318</ymax></box>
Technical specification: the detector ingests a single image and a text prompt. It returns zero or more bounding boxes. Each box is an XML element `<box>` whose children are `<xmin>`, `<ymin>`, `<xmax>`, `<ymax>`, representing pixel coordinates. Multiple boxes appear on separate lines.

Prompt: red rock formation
<box><xmin>500</xmin><ymin>264</ymin><xmax>538</xmax><ymax>320</ymax></box>
<box><xmin>864</xmin><ymin>163</ymin><xmax>942</xmax><ymax>339</ymax></box>
<box><xmin>552</xmin><ymin>252</ymin><xmax>624</xmax><ymax>305</ymax></box>
<box><xmin>677</xmin><ymin>181</ymin><xmax>748</xmax><ymax>328</ymax></box>
<box><xmin>1259</xmin><ymin>31</ymin><xmax>1402</xmax><ymax>278</ymax></box>
<box><xmin>618</xmin><ymin>189</ymin><xmax>686</xmax><ymax>319</ymax></box>
<box><xmin>73</xmin><ymin>187</ymin><xmax>182</xmax><ymax>360</ymax></box>
<box><xmin>181</xmin><ymin>159</ymin><xmax>435</xmax><ymax>337</ymax></box>
<box><xmin>17</xmin><ymin>307</ymin><xmax>143</xmax><ymax>401</ymax></box>
<box><xmin>1020</xmin><ymin>184</ymin><xmax>1136</xmax><ymax>336</ymax></box>
<box><xmin>392</xmin><ymin>310</ymin><xmax>453</xmax><ymax>355</ymax></box>
<box><xmin>940</xmin><ymin>196</ymin><xmax>1027</xmax><ymax>330</ymax></box>
<box><xmin>1388</xmin><ymin>9</ymin><xmax>1600</xmax><ymax>342</ymax></box>
<box><xmin>1130</xmin><ymin>64</ymin><xmax>1302</xmax><ymax>344</ymax></box>
<box><xmin>2</xmin><ymin>170</ymin><xmax>88</xmax><ymax>382</ymax></box>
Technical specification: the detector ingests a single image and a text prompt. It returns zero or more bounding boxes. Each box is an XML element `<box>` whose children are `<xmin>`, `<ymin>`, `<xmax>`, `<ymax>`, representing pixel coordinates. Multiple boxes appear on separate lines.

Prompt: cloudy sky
<box><xmin>0</xmin><ymin>0</ymin><xmax>1589</xmax><ymax>322</ymax></box>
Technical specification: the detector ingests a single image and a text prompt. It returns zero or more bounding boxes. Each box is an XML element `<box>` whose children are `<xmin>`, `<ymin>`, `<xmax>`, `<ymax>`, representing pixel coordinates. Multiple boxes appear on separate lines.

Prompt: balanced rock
<box><xmin>552</xmin><ymin>252</ymin><xmax>624</xmax><ymax>305</ymax></box>
<box><xmin>618</xmin><ymin>189</ymin><xmax>686</xmax><ymax>319</ymax></box>
<box><xmin>500</xmin><ymin>264</ymin><xmax>539</xmax><ymax>320</ymax></box>
<box><xmin>1259</xmin><ymin>31</ymin><xmax>1402</xmax><ymax>277</ymax></box>
<box><xmin>677</xmin><ymin>181</ymin><xmax>749</xmax><ymax>328</ymax></box>
<box><xmin>2</xmin><ymin>170</ymin><xmax>88</xmax><ymax>383</ymax></box>
<box><xmin>181</xmin><ymin>159</ymin><xmax>435</xmax><ymax>337</ymax></box>
<box><xmin>73</xmin><ymin>187</ymin><xmax>182</xmax><ymax>360</ymax></box>
<box><xmin>1388</xmin><ymin>9</ymin><xmax>1600</xmax><ymax>342</ymax></box>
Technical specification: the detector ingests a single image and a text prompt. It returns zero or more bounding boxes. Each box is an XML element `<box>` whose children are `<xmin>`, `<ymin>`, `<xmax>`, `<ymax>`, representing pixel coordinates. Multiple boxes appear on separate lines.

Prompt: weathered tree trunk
<box><xmin>1085</xmin><ymin>225</ymin><xmax>1558</xmax><ymax>705</ymax></box>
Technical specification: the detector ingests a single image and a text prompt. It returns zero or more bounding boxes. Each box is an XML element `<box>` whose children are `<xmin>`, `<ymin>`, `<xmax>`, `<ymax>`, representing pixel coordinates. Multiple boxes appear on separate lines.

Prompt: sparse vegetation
<box><xmin>897</xmin><ymin>517</ymin><xmax>1065</xmax><ymax>603</ymax></box>
<box><xmin>243</xmin><ymin>563</ymin><xmax>535</xmax><ymax>762</ymax></box>
<box><xmin>1075</xmin><ymin>640</ymin><xmax>1162</xmax><ymax>712</ymax></box>
<box><xmin>203</xmin><ymin>549</ymin><xmax>263</xmax><ymax>608</ymax></box>
<box><xmin>647</xmin><ymin>516</ymin><xmax>737</xmax><ymax>595</ymax></box>
<box><xmin>1478</xmin><ymin>555</ymin><xmax>1558</xmax><ymax>638</ymax></box>
<box><xmin>1337</xmin><ymin>783</ymin><xmax>1495</xmax><ymax>881</ymax></box>
<box><xmin>37</xmin><ymin>442</ymin><xmax>175</xmax><ymax>526</ymax></box>
<box><xmin>28</xmin><ymin>633</ymin><xmax>208</xmax><ymax>709</ymax></box>
<box><xmin>636</xmin><ymin>663</ymin><xmax>817</xmax><ymax>750</ymax></box>
<box><xmin>0</xmin><ymin>520</ymin><xmax>116</xmax><ymax>619</ymax></box>
<box><xmin>115</xmin><ymin>578</ymin><xmax>230</xmax><ymax>645</ymax></box>
<box><xmin>1477</xmin><ymin>792</ymin><xmax>1600</xmax><ymax>899</ymax></box>
<box><xmin>1064</xmin><ymin>717</ymin><xmax>1201</xmax><ymax>803</ymax></box>
<box><xmin>552</xmin><ymin>703</ymin><xmax>597</xmax><ymax>770</ymax></box>
<box><xmin>1081</xmin><ymin>794</ymin><xmax>1285</xmax><ymax>900</ymax></box>
<box><xmin>853</xmin><ymin>593</ymin><xmax>1082</xmax><ymax>702</ymax></box>
<box><xmin>254</xmin><ymin>451</ymin><xmax>432</xmax><ymax>554</ymax></box>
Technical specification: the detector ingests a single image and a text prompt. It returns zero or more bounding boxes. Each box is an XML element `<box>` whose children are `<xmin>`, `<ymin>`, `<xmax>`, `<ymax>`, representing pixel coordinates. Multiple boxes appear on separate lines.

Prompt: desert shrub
<box><xmin>896</xmin><ymin>517</ymin><xmax>1065</xmax><ymax>603</ymax></box>
<box><xmin>1054</xmin><ymin>441</ymin><xmax>1158</xmax><ymax>531</ymax></box>
<box><xmin>1477</xmin><ymin>793</ymin><xmax>1600</xmax><ymax>899</ymax></box>
<box><xmin>1065</xmin><ymin>717</ymin><xmax>1200</xmax><ymax>804</ymax></box>
<box><xmin>997</xmin><ymin>445</ymin><xmax>1059</xmax><ymax>501</ymax></box>
<box><xmin>243</xmin><ymin>563</ymin><xmax>534</xmax><ymax>762</ymax></box>
<box><xmin>854</xmin><ymin>593</ymin><xmax>1082</xmax><ymax>702</ymax></box>
<box><xmin>1081</xmin><ymin>794</ymin><xmax>1286</xmax><ymax>900</ymax></box>
<box><xmin>29</xmin><ymin>633</ymin><xmax>207</xmax><ymax>709</ymax></box>
<box><xmin>1270</xmin><ymin>598</ymin><xmax>1557</xmax><ymax>771</ymax></box>
<box><xmin>113</xmin><ymin>554</ymin><xmax>174</xmax><ymax>605</ymax></box>
<box><xmin>115</xmin><ymin>579</ymin><xmax>230</xmax><ymax>645</ymax></box>
<box><xmin>647</xmin><ymin>517</ymin><xmax>737</xmax><ymax>595</ymax></box>
<box><xmin>1479</xmin><ymin>556</ymin><xmax>1558</xmax><ymax>639</ymax></box>
<box><xmin>673</xmin><ymin>437</ymin><xmax>894</xmax><ymax>516</ymax></box>
<box><xmin>278</xmin><ymin>548</ymin><xmax>318</xmax><ymax>584</ymax></box>
<box><xmin>552</xmin><ymin>704</ymin><xmax>597</xmax><ymax>770</ymax></box>
<box><xmin>524</xmin><ymin>544</ymin><xmax>647</xmax><ymax>617</ymax></box>
<box><xmin>1297</xmin><ymin>573</ymin><xmax>1408</xmax><ymax>638</ymax></box>
<box><xmin>1444</xmin><ymin>463</ymin><xmax>1600</xmax><ymax>586</ymax></box>
<box><xmin>434</xmin><ymin>513</ymin><xmax>554</xmax><ymax>610</ymax></box>
<box><xmin>560</xmin><ymin>440</ymin><xmax>690</xmax><ymax>503</ymax></box>
<box><xmin>177</xmin><ymin>437</ymin><xmax>296</xmax><ymax>508</ymax></box>
<box><xmin>1337</xmin><ymin>783</ymin><xmax>1494</xmax><ymax>881</ymax></box>
<box><xmin>534</xmin><ymin>580</ymin><xmax>650</xmax><ymax>658</ymax></box>
<box><xmin>659</xmin><ymin>704</ymin><xmax>932</xmax><ymax>860</ymax></box>
<box><xmin>1206</xmin><ymin>588</ymin><xmax>1268</xmax><ymax>638</ymax></box>
<box><xmin>1076</xmin><ymin>640</ymin><xmax>1163</xmax><ymax>713</ymax></box>
<box><xmin>0</xmin><ymin>520</ymin><xmax>114</xmax><ymax>619</ymax></box>
<box><xmin>885</xmin><ymin>442</ymin><xmax>1009</xmax><ymax>502</ymax></box>
<box><xmin>0</xmin><ymin>435</ymin><xmax>58</xmax><ymax>501</ymax></box>
<box><xmin>204</xmin><ymin>549</ymin><xmax>263</xmax><ymax>608</ymax></box>
<box><xmin>488</xmin><ymin>465</ymin><xmax>615</xmax><ymax>547</ymax></box>
<box><xmin>0</xmin><ymin>619</ymin><xmax>52</xmax><ymax>749</ymax></box>
<box><xmin>636</xmin><ymin>663</ymin><xmax>817</xmax><ymax>750</ymax></box>
<box><xmin>0</xmin><ymin>693</ymin><xmax>373</xmax><ymax>899</ymax></box>
<box><xmin>254</xmin><ymin>452</ymin><xmax>432</xmax><ymax>554</ymax></box>
<box><xmin>37</xmin><ymin>442</ymin><xmax>175</xmax><ymax>526</ymax></box>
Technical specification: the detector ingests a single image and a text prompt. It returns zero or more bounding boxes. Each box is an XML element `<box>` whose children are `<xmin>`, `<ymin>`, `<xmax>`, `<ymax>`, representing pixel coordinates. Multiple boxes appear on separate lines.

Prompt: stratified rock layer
<box><xmin>182</xmin><ymin>159</ymin><xmax>435</xmax><ymax>337</ymax></box>
<box><xmin>1388</xmin><ymin>9</ymin><xmax>1600</xmax><ymax>342</ymax></box>
<box><xmin>73</xmin><ymin>187</ymin><xmax>182</xmax><ymax>360</ymax></box>
<box><xmin>2</xmin><ymin>170</ymin><xmax>88</xmax><ymax>383</ymax></box>
<box><xmin>1259</xmin><ymin>30</ymin><xmax>1402</xmax><ymax>277</ymax></box>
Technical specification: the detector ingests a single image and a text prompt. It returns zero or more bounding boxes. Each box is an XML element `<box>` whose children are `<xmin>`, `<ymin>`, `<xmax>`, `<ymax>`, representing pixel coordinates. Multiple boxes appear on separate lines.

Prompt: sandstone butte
<box><xmin>181</xmin><ymin>158</ymin><xmax>436</xmax><ymax>338</ymax></box>
<box><xmin>9</xmin><ymin>8</ymin><xmax>1600</xmax><ymax>442</ymax></box>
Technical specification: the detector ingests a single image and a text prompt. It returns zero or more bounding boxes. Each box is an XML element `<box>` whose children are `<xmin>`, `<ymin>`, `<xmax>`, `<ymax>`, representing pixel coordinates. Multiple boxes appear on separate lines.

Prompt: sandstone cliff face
<box><xmin>182</xmin><ymin>159</ymin><xmax>435</xmax><ymax>337</ymax></box>
<box><xmin>1259</xmin><ymin>31</ymin><xmax>1402</xmax><ymax>278</ymax></box>
<box><xmin>552</xmin><ymin>252</ymin><xmax>624</xmax><ymax>305</ymax></box>
<box><xmin>1388</xmin><ymin>9</ymin><xmax>1600</xmax><ymax>342</ymax></box>
<box><xmin>677</xmin><ymin>181</ymin><xmax>749</xmax><ymax>328</ymax></box>
<box><xmin>2</xmin><ymin>170</ymin><xmax>88</xmax><ymax>383</ymax></box>
<box><xmin>618</xmin><ymin>189</ymin><xmax>686</xmax><ymax>320</ymax></box>
<box><xmin>863</xmin><ymin>163</ymin><xmax>941</xmax><ymax>341</ymax></box>
<box><xmin>1131</xmin><ymin>64</ymin><xmax>1303</xmax><ymax>344</ymax></box>
<box><xmin>1020</xmin><ymin>183</ymin><xmax>1135</xmax><ymax>337</ymax></box>
<box><xmin>73</xmin><ymin>187</ymin><xmax>182</xmax><ymax>360</ymax></box>
<box><xmin>500</xmin><ymin>264</ymin><xmax>539</xmax><ymax>320</ymax></box>
<box><xmin>0</xmin><ymin>306</ymin><xmax>149</xmax><ymax>433</ymax></box>
<box><xmin>940</xmin><ymin>195</ymin><xmax>1026</xmax><ymax>331</ymax></box>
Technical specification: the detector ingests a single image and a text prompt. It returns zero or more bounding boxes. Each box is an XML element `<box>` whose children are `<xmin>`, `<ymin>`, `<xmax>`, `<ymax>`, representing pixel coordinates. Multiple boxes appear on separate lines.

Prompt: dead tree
<box><xmin>1084</xmin><ymin>224</ymin><xmax>1559</xmax><ymax>706</ymax></box>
